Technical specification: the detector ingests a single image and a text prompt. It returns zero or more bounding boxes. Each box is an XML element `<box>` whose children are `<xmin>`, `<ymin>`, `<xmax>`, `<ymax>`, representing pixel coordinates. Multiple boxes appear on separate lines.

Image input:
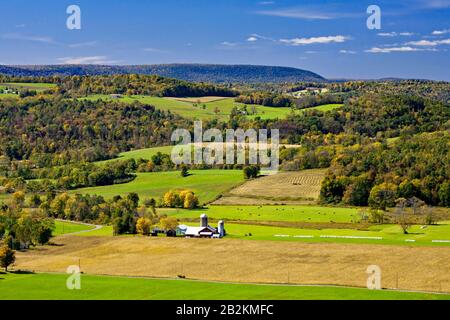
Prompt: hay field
<box><xmin>214</xmin><ymin>169</ymin><xmax>326</xmax><ymax>205</ymax></box>
<box><xmin>15</xmin><ymin>235</ymin><xmax>450</xmax><ymax>293</ymax></box>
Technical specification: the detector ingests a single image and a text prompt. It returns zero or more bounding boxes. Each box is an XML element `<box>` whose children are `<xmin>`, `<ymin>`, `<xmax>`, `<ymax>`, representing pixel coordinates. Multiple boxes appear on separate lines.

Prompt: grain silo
<box><xmin>218</xmin><ymin>220</ymin><xmax>225</xmax><ymax>237</ymax></box>
<box><xmin>200</xmin><ymin>214</ymin><xmax>208</xmax><ymax>227</ymax></box>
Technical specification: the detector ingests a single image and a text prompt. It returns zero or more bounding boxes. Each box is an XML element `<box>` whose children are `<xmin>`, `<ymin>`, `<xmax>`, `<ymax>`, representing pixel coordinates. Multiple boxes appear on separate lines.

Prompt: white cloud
<box><xmin>418</xmin><ymin>0</ymin><xmax>450</xmax><ymax>9</ymax></box>
<box><xmin>68</xmin><ymin>41</ymin><xmax>98</xmax><ymax>48</ymax></box>
<box><xmin>2</xmin><ymin>33</ymin><xmax>54</xmax><ymax>44</ymax></box>
<box><xmin>247</xmin><ymin>36</ymin><xmax>258</xmax><ymax>42</ymax></box>
<box><xmin>257</xmin><ymin>8</ymin><xmax>334</xmax><ymax>20</ymax></box>
<box><xmin>258</xmin><ymin>1</ymin><xmax>275</xmax><ymax>5</ymax></box>
<box><xmin>280</xmin><ymin>35</ymin><xmax>349</xmax><ymax>46</ymax></box>
<box><xmin>57</xmin><ymin>56</ymin><xmax>119</xmax><ymax>64</ymax></box>
<box><xmin>406</xmin><ymin>40</ymin><xmax>439</xmax><ymax>46</ymax></box>
<box><xmin>339</xmin><ymin>49</ymin><xmax>357</xmax><ymax>54</ymax></box>
<box><xmin>406</xmin><ymin>38</ymin><xmax>450</xmax><ymax>46</ymax></box>
<box><xmin>365</xmin><ymin>46</ymin><xmax>437</xmax><ymax>53</ymax></box>
<box><xmin>143</xmin><ymin>47</ymin><xmax>169</xmax><ymax>53</ymax></box>
<box><xmin>377</xmin><ymin>32</ymin><xmax>414</xmax><ymax>37</ymax></box>
<box><xmin>432</xmin><ymin>29</ymin><xmax>450</xmax><ymax>35</ymax></box>
<box><xmin>220</xmin><ymin>41</ymin><xmax>238</xmax><ymax>47</ymax></box>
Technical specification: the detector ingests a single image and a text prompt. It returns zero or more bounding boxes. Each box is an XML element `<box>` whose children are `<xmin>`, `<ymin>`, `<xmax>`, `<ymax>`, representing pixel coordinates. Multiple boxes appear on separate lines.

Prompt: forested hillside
<box><xmin>0</xmin><ymin>97</ymin><xmax>190</xmax><ymax>163</ymax></box>
<box><xmin>0</xmin><ymin>64</ymin><xmax>325</xmax><ymax>83</ymax></box>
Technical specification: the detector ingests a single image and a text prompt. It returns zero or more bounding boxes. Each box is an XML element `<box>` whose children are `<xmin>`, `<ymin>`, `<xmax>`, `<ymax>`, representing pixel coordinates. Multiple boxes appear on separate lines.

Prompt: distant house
<box><xmin>110</xmin><ymin>94</ymin><xmax>123</xmax><ymax>99</ymax></box>
<box><xmin>177</xmin><ymin>214</ymin><xmax>225</xmax><ymax>238</ymax></box>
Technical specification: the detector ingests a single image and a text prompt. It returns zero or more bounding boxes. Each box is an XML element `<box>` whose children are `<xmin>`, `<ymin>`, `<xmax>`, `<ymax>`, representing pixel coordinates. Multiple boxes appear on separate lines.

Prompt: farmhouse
<box><xmin>178</xmin><ymin>214</ymin><xmax>225</xmax><ymax>238</ymax></box>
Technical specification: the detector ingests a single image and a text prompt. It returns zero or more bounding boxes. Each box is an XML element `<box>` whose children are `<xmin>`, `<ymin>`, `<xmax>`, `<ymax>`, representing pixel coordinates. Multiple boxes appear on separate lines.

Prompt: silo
<box><xmin>200</xmin><ymin>214</ymin><xmax>208</xmax><ymax>227</ymax></box>
<box><xmin>218</xmin><ymin>220</ymin><xmax>224</xmax><ymax>237</ymax></box>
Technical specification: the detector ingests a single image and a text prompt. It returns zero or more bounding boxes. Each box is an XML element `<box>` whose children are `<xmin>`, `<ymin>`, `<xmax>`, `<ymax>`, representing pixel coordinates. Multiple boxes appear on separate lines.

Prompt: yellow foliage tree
<box><xmin>163</xmin><ymin>191</ymin><xmax>177</xmax><ymax>207</ymax></box>
<box><xmin>136</xmin><ymin>217</ymin><xmax>152</xmax><ymax>236</ymax></box>
<box><xmin>183</xmin><ymin>192</ymin><xmax>199</xmax><ymax>209</ymax></box>
<box><xmin>12</xmin><ymin>191</ymin><xmax>26</xmax><ymax>207</ymax></box>
<box><xmin>159</xmin><ymin>217</ymin><xmax>178</xmax><ymax>231</ymax></box>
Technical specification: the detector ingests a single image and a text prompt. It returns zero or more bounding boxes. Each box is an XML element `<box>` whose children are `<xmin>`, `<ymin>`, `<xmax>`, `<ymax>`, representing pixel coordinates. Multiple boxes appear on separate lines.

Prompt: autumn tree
<box><xmin>12</xmin><ymin>191</ymin><xmax>25</xmax><ymax>207</ymax></box>
<box><xmin>183</xmin><ymin>192</ymin><xmax>199</xmax><ymax>209</ymax></box>
<box><xmin>159</xmin><ymin>217</ymin><xmax>178</xmax><ymax>232</ymax></box>
<box><xmin>394</xmin><ymin>198</ymin><xmax>411</xmax><ymax>234</ymax></box>
<box><xmin>136</xmin><ymin>217</ymin><xmax>152</xmax><ymax>236</ymax></box>
<box><xmin>0</xmin><ymin>245</ymin><xmax>15</xmax><ymax>271</ymax></box>
<box><xmin>368</xmin><ymin>183</ymin><xmax>397</xmax><ymax>210</ymax></box>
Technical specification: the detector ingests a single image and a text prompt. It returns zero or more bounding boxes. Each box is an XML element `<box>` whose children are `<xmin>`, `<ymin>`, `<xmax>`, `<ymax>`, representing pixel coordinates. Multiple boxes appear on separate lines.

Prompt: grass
<box><xmin>162</xmin><ymin>205</ymin><xmax>360</xmax><ymax>223</ymax></box>
<box><xmin>307</xmin><ymin>104</ymin><xmax>343</xmax><ymax>112</ymax></box>
<box><xmin>0</xmin><ymin>272</ymin><xmax>447</xmax><ymax>300</ymax></box>
<box><xmin>69</xmin><ymin>169</ymin><xmax>244</xmax><ymax>204</ymax></box>
<box><xmin>53</xmin><ymin>220</ymin><xmax>95</xmax><ymax>236</ymax></box>
<box><xmin>1</xmin><ymin>82</ymin><xmax>56</xmax><ymax>91</ymax></box>
<box><xmin>81</xmin><ymin>95</ymin><xmax>343</xmax><ymax>121</ymax></box>
<box><xmin>73</xmin><ymin>203</ymin><xmax>450</xmax><ymax>246</ymax></box>
<box><xmin>96</xmin><ymin>145</ymin><xmax>176</xmax><ymax>165</ymax></box>
<box><xmin>219</xmin><ymin>222</ymin><xmax>450</xmax><ymax>246</ymax></box>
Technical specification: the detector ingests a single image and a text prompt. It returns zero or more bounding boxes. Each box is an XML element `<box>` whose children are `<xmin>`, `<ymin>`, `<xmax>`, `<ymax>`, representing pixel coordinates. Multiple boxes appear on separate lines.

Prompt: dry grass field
<box><xmin>15</xmin><ymin>235</ymin><xmax>450</xmax><ymax>293</ymax></box>
<box><xmin>214</xmin><ymin>169</ymin><xmax>326</xmax><ymax>205</ymax></box>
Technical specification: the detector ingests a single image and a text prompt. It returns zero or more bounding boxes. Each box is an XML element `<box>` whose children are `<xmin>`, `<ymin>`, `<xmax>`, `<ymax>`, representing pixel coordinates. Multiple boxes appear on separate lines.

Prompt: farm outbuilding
<box><xmin>177</xmin><ymin>214</ymin><xmax>225</xmax><ymax>238</ymax></box>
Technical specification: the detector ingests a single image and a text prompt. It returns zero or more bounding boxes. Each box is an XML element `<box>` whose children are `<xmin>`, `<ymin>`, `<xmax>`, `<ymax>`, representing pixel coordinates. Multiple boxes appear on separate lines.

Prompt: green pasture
<box><xmin>217</xmin><ymin>222</ymin><xmax>450</xmax><ymax>246</ymax></box>
<box><xmin>81</xmin><ymin>95</ymin><xmax>343</xmax><ymax>121</ymax></box>
<box><xmin>0</xmin><ymin>272</ymin><xmax>447</xmax><ymax>300</ymax></box>
<box><xmin>69</xmin><ymin>170</ymin><xmax>244</xmax><ymax>204</ymax></box>
<box><xmin>54</xmin><ymin>220</ymin><xmax>95</xmax><ymax>236</ymax></box>
<box><xmin>1</xmin><ymin>82</ymin><xmax>56</xmax><ymax>91</ymax></box>
<box><xmin>162</xmin><ymin>205</ymin><xmax>360</xmax><ymax>223</ymax></box>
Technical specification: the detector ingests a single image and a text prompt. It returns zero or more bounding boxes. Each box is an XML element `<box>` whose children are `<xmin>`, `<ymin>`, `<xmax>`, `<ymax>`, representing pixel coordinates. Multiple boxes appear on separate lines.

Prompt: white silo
<box><xmin>200</xmin><ymin>214</ymin><xmax>208</xmax><ymax>227</ymax></box>
<box><xmin>218</xmin><ymin>220</ymin><xmax>224</xmax><ymax>237</ymax></box>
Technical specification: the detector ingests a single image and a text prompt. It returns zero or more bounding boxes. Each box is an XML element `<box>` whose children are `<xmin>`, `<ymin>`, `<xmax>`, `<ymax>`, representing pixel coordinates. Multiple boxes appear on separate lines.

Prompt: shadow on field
<box><xmin>11</xmin><ymin>270</ymin><xmax>35</xmax><ymax>275</ymax></box>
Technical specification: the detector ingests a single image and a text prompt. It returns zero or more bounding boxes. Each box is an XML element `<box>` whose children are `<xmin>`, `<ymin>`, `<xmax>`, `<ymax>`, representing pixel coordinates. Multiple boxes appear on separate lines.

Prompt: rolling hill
<box><xmin>0</xmin><ymin>63</ymin><xmax>326</xmax><ymax>83</ymax></box>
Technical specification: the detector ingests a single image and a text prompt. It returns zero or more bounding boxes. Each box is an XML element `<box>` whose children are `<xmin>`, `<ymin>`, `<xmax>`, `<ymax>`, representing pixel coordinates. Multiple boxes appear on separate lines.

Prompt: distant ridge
<box><xmin>0</xmin><ymin>63</ymin><xmax>326</xmax><ymax>83</ymax></box>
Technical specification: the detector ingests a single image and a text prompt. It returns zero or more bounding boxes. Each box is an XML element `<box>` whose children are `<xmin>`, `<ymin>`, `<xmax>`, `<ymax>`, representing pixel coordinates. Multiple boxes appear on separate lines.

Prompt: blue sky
<box><xmin>0</xmin><ymin>0</ymin><xmax>449</xmax><ymax>80</ymax></box>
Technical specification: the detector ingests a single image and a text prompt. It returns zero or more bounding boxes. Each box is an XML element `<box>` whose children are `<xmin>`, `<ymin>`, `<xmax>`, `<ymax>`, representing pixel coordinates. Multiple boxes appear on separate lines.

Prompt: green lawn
<box><xmin>161</xmin><ymin>205</ymin><xmax>360</xmax><ymax>223</ymax></box>
<box><xmin>215</xmin><ymin>221</ymin><xmax>450</xmax><ymax>246</ymax></box>
<box><xmin>54</xmin><ymin>220</ymin><xmax>95</xmax><ymax>236</ymax></box>
<box><xmin>0</xmin><ymin>272</ymin><xmax>447</xmax><ymax>300</ymax></box>
<box><xmin>1</xmin><ymin>82</ymin><xmax>56</xmax><ymax>91</ymax></box>
<box><xmin>81</xmin><ymin>95</ymin><xmax>342</xmax><ymax>121</ymax></box>
<box><xmin>96</xmin><ymin>145</ymin><xmax>178</xmax><ymax>165</ymax></box>
<box><xmin>69</xmin><ymin>170</ymin><xmax>244</xmax><ymax>204</ymax></box>
<box><xmin>307</xmin><ymin>103</ymin><xmax>343</xmax><ymax>112</ymax></box>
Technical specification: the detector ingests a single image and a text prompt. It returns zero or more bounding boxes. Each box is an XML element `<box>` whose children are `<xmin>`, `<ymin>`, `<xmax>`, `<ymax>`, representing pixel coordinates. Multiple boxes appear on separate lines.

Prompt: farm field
<box><xmin>0</xmin><ymin>272</ymin><xmax>448</xmax><ymax>300</ymax></box>
<box><xmin>169</xmin><ymin>96</ymin><xmax>228</xmax><ymax>103</ymax></box>
<box><xmin>68</xmin><ymin>217</ymin><xmax>450</xmax><ymax>246</ymax></box>
<box><xmin>1</xmin><ymin>82</ymin><xmax>56</xmax><ymax>91</ymax></box>
<box><xmin>13</xmin><ymin>235</ymin><xmax>450</xmax><ymax>293</ymax></box>
<box><xmin>82</xmin><ymin>94</ymin><xmax>293</xmax><ymax>120</ymax></box>
<box><xmin>213</xmin><ymin>169</ymin><xmax>326</xmax><ymax>205</ymax></box>
<box><xmin>54</xmin><ymin>220</ymin><xmax>96</xmax><ymax>236</ymax></box>
<box><xmin>161</xmin><ymin>205</ymin><xmax>359</xmax><ymax>223</ymax></box>
<box><xmin>97</xmin><ymin>143</ymin><xmax>302</xmax><ymax>165</ymax></box>
<box><xmin>69</xmin><ymin>169</ymin><xmax>244</xmax><ymax>204</ymax></box>
<box><xmin>220</xmin><ymin>221</ymin><xmax>450</xmax><ymax>246</ymax></box>
<box><xmin>81</xmin><ymin>95</ymin><xmax>342</xmax><ymax>120</ymax></box>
